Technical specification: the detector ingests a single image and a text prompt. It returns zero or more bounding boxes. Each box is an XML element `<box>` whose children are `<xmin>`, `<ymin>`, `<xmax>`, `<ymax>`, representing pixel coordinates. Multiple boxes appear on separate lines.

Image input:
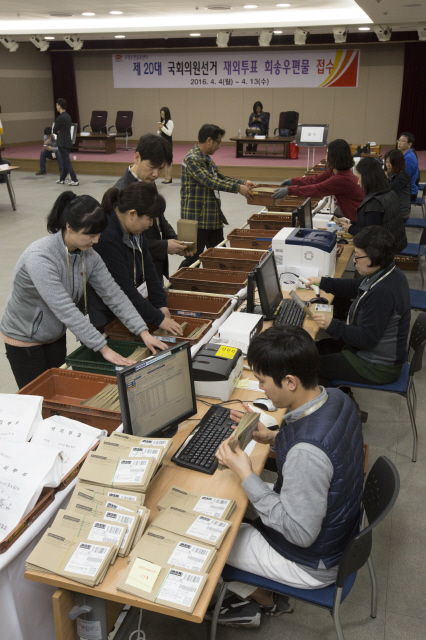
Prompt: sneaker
<box><xmin>68</xmin><ymin>180</ymin><xmax>79</xmax><ymax>186</ymax></box>
<box><xmin>261</xmin><ymin>593</ymin><xmax>294</xmax><ymax>617</ymax></box>
<box><xmin>56</xmin><ymin>179</ymin><xmax>65</xmax><ymax>184</ymax></box>
<box><xmin>204</xmin><ymin>594</ymin><xmax>261</xmax><ymax>628</ymax></box>
<box><xmin>35</xmin><ymin>170</ymin><xmax>46</xmax><ymax>175</ymax></box>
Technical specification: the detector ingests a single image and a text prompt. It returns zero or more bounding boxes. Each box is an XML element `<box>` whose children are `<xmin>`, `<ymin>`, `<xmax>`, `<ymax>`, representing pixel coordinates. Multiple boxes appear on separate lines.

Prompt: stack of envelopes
<box><xmin>78</xmin><ymin>450</ymin><xmax>155</xmax><ymax>494</ymax></box>
<box><xmin>157</xmin><ymin>486</ymin><xmax>236</xmax><ymax>520</ymax></box>
<box><xmin>151</xmin><ymin>506</ymin><xmax>231</xmax><ymax>550</ymax></box>
<box><xmin>95</xmin><ymin>432</ymin><xmax>173</xmax><ymax>475</ymax></box>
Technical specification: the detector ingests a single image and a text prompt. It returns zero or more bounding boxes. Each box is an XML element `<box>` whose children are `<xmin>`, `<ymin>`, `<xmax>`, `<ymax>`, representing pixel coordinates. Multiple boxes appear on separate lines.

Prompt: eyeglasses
<box><xmin>353</xmin><ymin>255</ymin><xmax>369</xmax><ymax>263</ymax></box>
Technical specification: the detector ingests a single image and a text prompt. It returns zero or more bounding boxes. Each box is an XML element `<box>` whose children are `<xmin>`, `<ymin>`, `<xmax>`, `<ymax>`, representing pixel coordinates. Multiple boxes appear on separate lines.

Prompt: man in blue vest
<box><xmin>214</xmin><ymin>325</ymin><xmax>364</xmax><ymax>627</ymax></box>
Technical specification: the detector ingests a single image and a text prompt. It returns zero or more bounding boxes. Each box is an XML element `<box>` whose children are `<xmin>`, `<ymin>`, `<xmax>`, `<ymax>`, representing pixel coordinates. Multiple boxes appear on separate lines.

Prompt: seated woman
<box><xmin>384</xmin><ymin>149</ymin><xmax>411</xmax><ymax>222</ymax></box>
<box><xmin>246</xmin><ymin>101</ymin><xmax>268</xmax><ymax>154</ymax></box>
<box><xmin>272</xmin><ymin>139</ymin><xmax>364</xmax><ymax>222</ymax></box>
<box><xmin>337</xmin><ymin>157</ymin><xmax>407</xmax><ymax>253</ymax></box>
<box><xmin>0</xmin><ymin>191</ymin><xmax>166</xmax><ymax>389</ymax></box>
<box><xmin>87</xmin><ymin>182</ymin><xmax>184</xmax><ymax>337</ymax></box>
<box><xmin>308</xmin><ymin>226</ymin><xmax>410</xmax><ymax>386</ymax></box>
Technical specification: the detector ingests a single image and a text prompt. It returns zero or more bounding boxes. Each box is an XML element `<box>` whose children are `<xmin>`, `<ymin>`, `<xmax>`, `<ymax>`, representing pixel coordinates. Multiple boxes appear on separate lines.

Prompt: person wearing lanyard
<box><xmin>307</xmin><ymin>225</ymin><xmax>410</xmax><ymax>387</ymax></box>
<box><xmin>87</xmin><ymin>182</ymin><xmax>183</xmax><ymax>337</ymax></box>
<box><xmin>210</xmin><ymin>325</ymin><xmax>364</xmax><ymax>627</ymax></box>
<box><xmin>0</xmin><ymin>191</ymin><xmax>167</xmax><ymax>389</ymax></box>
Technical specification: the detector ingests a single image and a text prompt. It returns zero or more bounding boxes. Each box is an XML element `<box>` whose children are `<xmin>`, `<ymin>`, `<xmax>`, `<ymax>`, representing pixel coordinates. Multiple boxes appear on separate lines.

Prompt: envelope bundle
<box><xmin>151</xmin><ymin>506</ymin><xmax>231</xmax><ymax>550</ymax></box>
<box><xmin>157</xmin><ymin>486</ymin><xmax>236</xmax><ymax>520</ymax></box>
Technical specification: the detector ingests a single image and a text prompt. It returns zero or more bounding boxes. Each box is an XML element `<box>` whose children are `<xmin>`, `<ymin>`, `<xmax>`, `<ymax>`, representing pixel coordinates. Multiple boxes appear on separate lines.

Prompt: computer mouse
<box><xmin>338</xmin><ymin>238</ymin><xmax>349</xmax><ymax>245</ymax></box>
<box><xmin>252</xmin><ymin>398</ymin><xmax>277</xmax><ymax>412</ymax></box>
<box><xmin>310</xmin><ymin>296</ymin><xmax>329</xmax><ymax>305</ymax></box>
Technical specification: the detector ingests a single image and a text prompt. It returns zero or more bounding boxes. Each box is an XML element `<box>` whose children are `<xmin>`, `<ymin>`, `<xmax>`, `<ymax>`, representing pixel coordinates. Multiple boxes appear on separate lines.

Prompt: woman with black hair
<box><xmin>272</xmin><ymin>139</ymin><xmax>364</xmax><ymax>221</ymax></box>
<box><xmin>246</xmin><ymin>101</ymin><xmax>268</xmax><ymax>154</ymax></box>
<box><xmin>157</xmin><ymin>107</ymin><xmax>173</xmax><ymax>184</ymax></box>
<box><xmin>0</xmin><ymin>192</ymin><xmax>166</xmax><ymax>388</ymax></box>
<box><xmin>87</xmin><ymin>182</ymin><xmax>183</xmax><ymax>336</ymax></box>
<box><xmin>384</xmin><ymin>149</ymin><xmax>411</xmax><ymax>222</ymax></box>
<box><xmin>337</xmin><ymin>156</ymin><xmax>407</xmax><ymax>253</ymax></box>
<box><xmin>308</xmin><ymin>226</ymin><xmax>410</xmax><ymax>385</ymax></box>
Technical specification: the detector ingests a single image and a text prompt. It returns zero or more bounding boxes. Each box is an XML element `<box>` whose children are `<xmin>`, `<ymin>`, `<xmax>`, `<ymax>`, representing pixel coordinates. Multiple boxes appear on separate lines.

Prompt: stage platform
<box><xmin>3</xmin><ymin>141</ymin><xmax>425</xmax><ymax>182</ymax></box>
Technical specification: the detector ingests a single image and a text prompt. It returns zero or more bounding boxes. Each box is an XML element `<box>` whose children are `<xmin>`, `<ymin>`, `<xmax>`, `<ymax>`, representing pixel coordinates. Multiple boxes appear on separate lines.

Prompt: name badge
<box><xmin>137</xmin><ymin>282</ymin><xmax>148</xmax><ymax>298</ymax></box>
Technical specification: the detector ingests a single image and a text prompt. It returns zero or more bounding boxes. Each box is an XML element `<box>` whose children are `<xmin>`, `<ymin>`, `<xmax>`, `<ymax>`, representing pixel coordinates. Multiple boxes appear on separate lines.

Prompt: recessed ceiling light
<box><xmin>207</xmin><ymin>5</ymin><xmax>232</xmax><ymax>9</ymax></box>
<box><xmin>49</xmin><ymin>12</ymin><xmax>74</xmax><ymax>17</ymax></box>
<box><xmin>244</xmin><ymin>5</ymin><xmax>258</xmax><ymax>8</ymax></box>
<box><xmin>273</xmin><ymin>30</ymin><xmax>283</xmax><ymax>34</ymax></box>
<box><xmin>276</xmin><ymin>3</ymin><xmax>291</xmax><ymax>6</ymax></box>
<box><xmin>82</xmin><ymin>12</ymin><xmax>95</xmax><ymax>16</ymax></box>
<box><xmin>115</xmin><ymin>35</ymin><xmax>126</xmax><ymax>38</ymax></box>
<box><xmin>190</xmin><ymin>33</ymin><xmax>201</xmax><ymax>36</ymax></box>
<box><xmin>44</xmin><ymin>36</ymin><xmax>55</xmax><ymax>40</ymax></box>
<box><xmin>358</xmin><ymin>27</ymin><xmax>370</xmax><ymax>30</ymax></box>
<box><xmin>110</xmin><ymin>10</ymin><xmax>123</xmax><ymax>14</ymax></box>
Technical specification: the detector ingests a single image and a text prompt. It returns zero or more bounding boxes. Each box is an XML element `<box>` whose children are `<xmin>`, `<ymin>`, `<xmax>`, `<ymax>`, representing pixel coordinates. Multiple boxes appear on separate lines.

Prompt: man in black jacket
<box><xmin>53</xmin><ymin>98</ymin><xmax>78</xmax><ymax>186</ymax></box>
<box><xmin>114</xmin><ymin>134</ymin><xmax>190</xmax><ymax>281</ymax></box>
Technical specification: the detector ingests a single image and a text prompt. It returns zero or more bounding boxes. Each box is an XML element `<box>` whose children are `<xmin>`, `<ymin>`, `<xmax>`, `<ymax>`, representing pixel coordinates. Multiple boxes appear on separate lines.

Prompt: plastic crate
<box><xmin>66</xmin><ymin>339</ymin><xmax>149</xmax><ymax>376</ymax></box>
<box><xmin>169</xmin><ymin>268</ymin><xmax>247</xmax><ymax>295</ymax></box>
<box><xmin>166</xmin><ymin>291</ymin><xmax>232</xmax><ymax>319</ymax></box>
<box><xmin>0</xmin><ymin>488</ymin><xmax>55</xmax><ymax>554</ymax></box>
<box><xmin>105</xmin><ymin>316</ymin><xmax>213</xmax><ymax>346</ymax></box>
<box><xmin>248</xmin><ymin>213</ymin><xmax>293</xmax><ymax>230</ymax></box>
<box><xmin>17</xmin><ymin>369</ymin><xmax>122</xmax><ymax>433</ymax></box>
<box><xmin>227</xmin><ymin>228</ymin><xmax>277</xmax><ymax>250</ymax></box>
<box><xmin>199</xmin><ymin>248</ymin><xmax>268</xmax><ymax>272</ymax></box>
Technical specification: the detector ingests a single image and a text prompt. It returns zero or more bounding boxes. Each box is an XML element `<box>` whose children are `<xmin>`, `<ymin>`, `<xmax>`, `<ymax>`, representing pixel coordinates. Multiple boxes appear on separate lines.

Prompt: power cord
<box><xmin>128</xmin><ymin>608</ymin><xmax>145</xmax><ymax>640</ymax></box>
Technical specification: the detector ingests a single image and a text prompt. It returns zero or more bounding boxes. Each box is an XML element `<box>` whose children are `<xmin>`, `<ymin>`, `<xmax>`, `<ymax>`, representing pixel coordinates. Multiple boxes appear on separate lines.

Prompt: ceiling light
<box><xmin>115</xmin><ymin>35</ymin><xmax>126</xmax><ymax>38</ymax></box>
<box><xmin>333</xmin><ymin>26</ymin><xmax>348</xmax><ymax>43</ymax></box>
<box><xmin>374</xmin><ymin>24</ymin><xmax>392</xmax><ymax>42</ymax></box>
<box><xmin>0</xmin><ymin>36</ymin><xmax>19</xmax><ymax>52</ymax></box>
<box><xmin>276</xmin><ymin>3</ymin><xmax>291</xmax><ymax>6</ymax></box>
<box><xmin>190</xmin><ymin>33</ymin><xmax>201</xmax><ymax>36</ymax></box>
<box><xmin>294</xmin><ymin>28</ymin><xmax>308</xmax><ymax>45</ymax></box>
<box><xmin>110</xmin><ymin>11</ymin><xmax>123</xmax><ymax>14</ymax></box>
<box><xmin>244</xmin><ymin>5</ymin><xmax>258</xmax><ymax>8</ymax></box>
<box><xmin>273</xmin><ymin>30</ymin><xmax>283</xmax><ymax>34</ymax></box>
<box><xmin>49</xmin><ymin>13</ymin><xmax>74</xmax><ymax>17</ymax></box>
<box><xmin>44</xmin><ymin>36</ymin><xmax>55</xmax><ymax>40</ymax></box>
<box><xmin>82</xmin><ymin>12</ymin><xmax>95</xmax><ymax>16</ymax></box>
<box><xmin>259</xmin><ymin>29</ymin><xmax>273</xmax><ymax>46</ymax></box>
<box><xmin>358</xmin><ymin>27</ymin><xmax>370</xmax><ymax>31</ymax></box>
<box><xmin>30</xmin><ymin>35</ymin><xmax>50</xmax><ymax>51</ymax></box>
<box><xmin>64</xmin><ymin>35</ymin><xmax>83</xmax><ymax>50</ymax></box>
<box><xmin>207</xmin><ymin>5</ymin><xmax>232</xmax><ymax>9</ymax></box>
<box><xmin>216</xmin><ymin>30</ymin><xmax>231</xmax><ymax>47</ymax></box>
<box><xmin>417</xmin><ymin>23</ymin><xmax>426</xmax><ymax>41</ymax></box>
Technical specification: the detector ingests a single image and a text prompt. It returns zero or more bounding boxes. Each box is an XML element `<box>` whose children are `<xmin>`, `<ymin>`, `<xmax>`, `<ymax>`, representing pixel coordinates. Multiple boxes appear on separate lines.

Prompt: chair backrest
<box><xmin>90</xmin><ymin>111</ymin><xmax>108</xmax><ymax>133</ymax></box>
<box><xmin>263</xmin><ymin>111</ymin><xmax>270</xmax><ymax>135</ymax></box>
<box><xmin>277</xmin><ymin>111</ymin><xmax>299</xmax><ymax>135</ymax></box>
<box><xmin>115</xmin><ymin>111</ymin><xmax>133</xmax><ymax>134</ymax></box>
<box><xmin>419</xmin><ymin>228</ymin><xmax>426</xmax><ymax>247</ymax></box>
<box><xmin>335</xmin><ymin>456</ymin><xmax>400</xmax><ymax>587</ymax></box>
<box><xmin>409</xmin><ymin>312</ymin><xmax>426</xmax><ymax>374</ymax></box>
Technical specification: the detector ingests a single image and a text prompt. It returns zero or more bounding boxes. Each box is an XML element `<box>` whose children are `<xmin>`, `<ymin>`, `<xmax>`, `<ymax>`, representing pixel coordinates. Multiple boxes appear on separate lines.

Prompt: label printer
<box><xmin>192</xmin><ymin>343</ymin><xmax>244</xmax><ymax>402</ymax></box>
<box><xmin>272</xmin><ymin>227</ymin><xmax>337</xmax><ymax>278</ymax></box>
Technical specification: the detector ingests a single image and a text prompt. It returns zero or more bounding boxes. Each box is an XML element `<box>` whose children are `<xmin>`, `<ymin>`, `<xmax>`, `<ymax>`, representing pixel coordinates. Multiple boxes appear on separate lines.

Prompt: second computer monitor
<box><xmin>292</xmin><ymin>198</ymin><xmax>312</xmax><ymax>229</ymax></box>
<box><xmin>255</xmin><ymin>252</ymin><xmax>283</xmax><ymax>321</ymax></box>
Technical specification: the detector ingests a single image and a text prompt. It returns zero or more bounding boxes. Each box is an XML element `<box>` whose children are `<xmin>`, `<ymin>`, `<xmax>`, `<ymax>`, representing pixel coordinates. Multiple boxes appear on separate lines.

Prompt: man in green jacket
<box><xmin>180</xmin><ymin>123</ymin><xmax>255</xmax><ymax>266</ymax></box>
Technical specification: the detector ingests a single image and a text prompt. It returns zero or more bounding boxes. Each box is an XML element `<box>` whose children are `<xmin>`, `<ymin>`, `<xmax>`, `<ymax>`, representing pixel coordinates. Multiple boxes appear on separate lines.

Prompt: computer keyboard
<box><xmin>171</xmin><ymin>405</ymin><xmax>236</xmax><ymax>475</ymax></box>
<box><xmin>274</xmin><ymin>298</ymin><xmax>306</xmax><ymax>327</ymax></box>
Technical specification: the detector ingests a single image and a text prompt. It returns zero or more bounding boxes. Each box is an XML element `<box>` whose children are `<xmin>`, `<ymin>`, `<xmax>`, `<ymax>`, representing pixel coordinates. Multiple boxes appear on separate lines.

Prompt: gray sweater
<box><xmin>1</xmin><ymin>231</ymin><xmax>147</xmax><ymax>351</ymax></box>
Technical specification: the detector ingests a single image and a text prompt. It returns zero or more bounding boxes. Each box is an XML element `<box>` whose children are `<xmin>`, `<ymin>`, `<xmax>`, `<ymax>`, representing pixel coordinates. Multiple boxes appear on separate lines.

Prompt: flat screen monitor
<box><xmin>295</xmin><ymin>124</ymin><xmax>329</xmax><ymax>147</ymax></box>
<box><xmin>292</xmin><ymin>198</ymin><xmax>312</xmax><ymax>229</ymax></box>
<box><xmin>117</xmin><ymin>341</ymin><xmax>197</xmax><ymax>438</ymax></box>
<box><xmin>255</xmin><ymin>252</ymin><xmax>283</xmax><ymax>321</ymax></box>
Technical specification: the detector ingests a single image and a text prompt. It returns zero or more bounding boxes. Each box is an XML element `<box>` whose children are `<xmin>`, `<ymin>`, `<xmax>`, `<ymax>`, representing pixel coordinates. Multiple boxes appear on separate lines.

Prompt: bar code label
<box><xmin>186</xmin><ymin>515</ymin><xmax>229</xmax><ymax>544</ymax></box>
<box><xmin>113</xmin><ymin>459</ymin><xmax>148</xmax><ymax>484</ymax></box>
<box><xmin>104</xmin><ymin>511</ymin><xmax>135</xmax><ymax>548</ymax></box>
<box><xmin>129</xmin><ymin>446</ymin><xmax>161</xmax><ymax>459</ymax></box>
<box><xmin>107</xmin><ymin>491</ymin><xmax>137</xmax><ymax>502</ymax></box>
<box><xmin>167</xmin><ymin>540</ymin><xmax>211</xmax><ymax>571</ymax></box>
<box><xmin>193</xmin><ymin>495</ymin><xmax>230</xmax><ymax>519</ymax></box>
<box><xmin>157</xmin><ymin>569</ymin><xmax>203</xmax><ymax>608</ymax></box>
<box><xmin>64</xmin><ymin>542</ymin><xmax>109</xmax><ymax>577</ymax></box>
<box><xmin>88</xmin><ymin>521</ymin><xmax>124</xmax><ymax>545</ymax></box>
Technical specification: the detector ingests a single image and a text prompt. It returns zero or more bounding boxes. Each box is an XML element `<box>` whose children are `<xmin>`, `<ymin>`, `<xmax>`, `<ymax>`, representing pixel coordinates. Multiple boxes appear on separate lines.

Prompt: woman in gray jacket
<box><xmin>1</xmin><ymin>191</ymin><xmax>166</xmax><ymax>388</ymax></box>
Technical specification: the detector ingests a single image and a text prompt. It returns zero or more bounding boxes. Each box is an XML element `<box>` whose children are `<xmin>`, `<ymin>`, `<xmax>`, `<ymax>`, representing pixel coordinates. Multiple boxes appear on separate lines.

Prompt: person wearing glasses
<box><xmin>180</xmin><ymin>123</ymin><xmax>255</xmax><ymax>266</ymax></box>
<box><xmin>306</xmin><ymin>226</ymin><xmax>410</xmax><ymax>386</ymax></box>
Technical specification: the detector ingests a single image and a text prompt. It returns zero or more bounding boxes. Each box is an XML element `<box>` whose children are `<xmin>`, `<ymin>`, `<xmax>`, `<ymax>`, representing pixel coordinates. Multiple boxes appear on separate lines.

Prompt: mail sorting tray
<box><xmin>166</xmin><ymin>291</ymin><xmax>232</xmax><ymax>320</ymax></box>
<box><xmin>104</xmin><ymin>316</ymin><xmax>213</xmax><ymax>346</ymax></box>
<box><xmin>247</xmin><ymin>212</ymin><xmax>293</xmax><ymax>230</ymax></box>
<box><xmin>199</xmin><ymin>247</ymin><xmax>269</xmax><ymax>272</ymax></box>
<box><xmin>66</xmin><ymin>338</ymin><xmax>150</xmax><ymax>376</ymax></box>
<box><xmin>227</xmin><ymin>228</ymin><xmax>278</xmax><ymax>250</ymax></box>
<box><xmin>168</xmin><ymin>268</ymin><xmax>247</xmax><ymax>295</ymax></box>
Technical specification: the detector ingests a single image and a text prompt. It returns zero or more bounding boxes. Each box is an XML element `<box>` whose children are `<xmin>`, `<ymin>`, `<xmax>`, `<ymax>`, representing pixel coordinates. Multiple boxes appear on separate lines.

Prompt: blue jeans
<box><xmin>58</xmin><ymin>147</ymin><xmax>78</xmax><ymax>182</ymax></box>
<box><xmin>40</xmin><ymin>149</ymin><xmax>64</xmax><ymax>174</ymax></box>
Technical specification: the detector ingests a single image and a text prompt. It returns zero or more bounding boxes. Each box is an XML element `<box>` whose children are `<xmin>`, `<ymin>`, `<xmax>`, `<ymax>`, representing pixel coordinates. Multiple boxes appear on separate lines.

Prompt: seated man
<box><xmin>213</xmin><ymin>325</ymin><xmax>364</xmax><ymax>627</ymax></box>
<box><xmin>309</xmin><ymin>226</ymin><xmax>410</xmax><ymax>386</ymax></box>
<box><xmin>35</xmin><ymin>126</ymin><xmax>64</xmax><ymax>177</ymax></box>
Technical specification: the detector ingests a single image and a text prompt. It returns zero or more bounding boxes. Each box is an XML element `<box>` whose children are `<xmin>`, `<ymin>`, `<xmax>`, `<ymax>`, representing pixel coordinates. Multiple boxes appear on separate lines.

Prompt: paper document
<box><xmin>0</xmin><ymin>394</ymin><xmax>43</xmax><ymax>441</ymax></box>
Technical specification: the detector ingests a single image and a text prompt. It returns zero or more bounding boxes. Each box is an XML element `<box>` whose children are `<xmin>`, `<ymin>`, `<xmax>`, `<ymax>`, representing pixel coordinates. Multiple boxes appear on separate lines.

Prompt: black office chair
<box><xmin>274</xmin><ymin>110</ymin><xmax>299</xmax><ymax>137</ymax></box>
<box><xmin>210</xmin><ymin>456</ymin><xmax>400</xmax><ymax>640</ymax></box>
<box><xmin>108</xmin><ymin>111</ymin><xmax>134</xmax><ymax>150</ymax></box>
<box><xmin>83</xmin><ymin>110</ymin><xmax>108</xmax><ymax>134</ymax></box>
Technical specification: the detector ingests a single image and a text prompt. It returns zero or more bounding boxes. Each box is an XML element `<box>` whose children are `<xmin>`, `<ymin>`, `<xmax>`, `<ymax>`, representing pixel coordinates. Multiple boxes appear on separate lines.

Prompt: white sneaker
<box><xmin>56</xmin><ymin>179</ymin><xmax>65</xmax><ymax>184</ymax></box>
<box><xmin>68</xmin><ymin>180</ymin><xmax>79</xmax><ymax>186</ymax></box>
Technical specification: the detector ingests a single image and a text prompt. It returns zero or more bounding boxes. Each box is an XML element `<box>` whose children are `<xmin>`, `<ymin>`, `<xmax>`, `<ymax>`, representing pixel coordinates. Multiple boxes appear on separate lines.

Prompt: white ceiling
<box><xmin>0</xmin><ymin>0</ymin><xmax>424</xmax><ymax>40</ymax></box>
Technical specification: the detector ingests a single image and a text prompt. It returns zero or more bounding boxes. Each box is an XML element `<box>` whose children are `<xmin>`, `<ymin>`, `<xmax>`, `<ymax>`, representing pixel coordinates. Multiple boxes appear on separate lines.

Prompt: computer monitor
<box><xmin>116</xmin><ymin>341</ymin><xmax>197</xmax><ymax>438</ymax></box>
<box><xmin>255</xmin><ymin>252</ymin><xmax>283</xmax><ymax>321</ymax></box>
<box><xmin>292</xmin><ymin>198</ymin><xmax>312</xmax><ymax>229</ymax></box>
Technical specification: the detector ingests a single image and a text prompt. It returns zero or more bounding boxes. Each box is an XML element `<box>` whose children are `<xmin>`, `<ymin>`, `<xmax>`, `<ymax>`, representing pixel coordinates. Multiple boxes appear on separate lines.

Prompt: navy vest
<box><xmin>251</xmin><ymin>388</ymin><xmax>364</xmax><ymax>569</ymax></box>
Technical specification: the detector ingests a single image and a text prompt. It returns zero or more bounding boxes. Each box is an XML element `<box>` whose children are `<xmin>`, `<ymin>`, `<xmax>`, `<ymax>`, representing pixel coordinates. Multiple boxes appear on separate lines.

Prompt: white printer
<box><xmin>272</xmin><ymin>227</ymin><xmax>337</xmax><ymax>278</ymax></box>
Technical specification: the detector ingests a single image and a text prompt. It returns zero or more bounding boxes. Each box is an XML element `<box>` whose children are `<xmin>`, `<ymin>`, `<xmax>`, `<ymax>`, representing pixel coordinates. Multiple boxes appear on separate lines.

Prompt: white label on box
<box><xmin>103</xmin><ymin>511</ymin><xmax>136</xmax><ymax>548</ymax></box>
<box><xmin>105</xmin><ymin>500</ymin><xmax>134</xmax><ymax>512</ymax></box>
<box><xmin>113</xmin><ymin>459</ymin><xmax>148</xmax><ymax>484</ymax></box>
<box><xmin>129</xmin><ymin>446</ymin><xmax>161</xmax><ymax>459</ymax></box>
<box><xmin>64</xmin><ymin>542</ymin><xmax>109</xmax><ymax>577</ymax></box>
<box><xmin>193</xmin><ymin>496</ymin><xmax>230</xmax><ymax>519</ymax></box>
<box><xmin>185</xmin><ymin>515</ymin><xmax>229</xmax><ymax>543</ymax></box>
<box><xmin>139</xmin><ymin>438</ymin><xmax>168</xmax><ymax>448</ymax></box>
<box><xmin>167</xmin><ymin>541</ymin><xmax>211</xmax><ymax>572</ymax></box>
<box><xmin>157</xmin><ymin>569</ymin><xmax>202</xmax><ymax>608</ymax></box>
<box><xmin>88</xmin><ymin>521</ymin><xmax>124</xmax><ymax>545</ymax></box>
<box><xmin>107</xmin><ymin>490</ymin><xmax>137</xmax><ymax>502</ymax></box>
<box><xmin>314</xmin><ymin>304</ymin><xmax>333</xmax><ymax>313</ymax></box>
<box><xmin>76</xmin><ymin>618</ymin><xmax>102</xmax><ymax>640</ymax></box>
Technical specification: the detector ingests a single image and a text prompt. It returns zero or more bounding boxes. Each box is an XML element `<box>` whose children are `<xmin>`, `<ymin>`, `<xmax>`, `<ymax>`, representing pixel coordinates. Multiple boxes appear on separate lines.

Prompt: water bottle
<box><xmin>238</xmin><ymin>128</ymin><xmax>242</xmax><ymax>138</ymax></box>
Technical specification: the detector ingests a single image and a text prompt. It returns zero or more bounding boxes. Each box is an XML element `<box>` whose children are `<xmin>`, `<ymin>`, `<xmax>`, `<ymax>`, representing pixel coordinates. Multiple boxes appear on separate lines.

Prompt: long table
<box><xmin>24</xmin><ymin>244</ymin><xmax>354</xmax><ymax>639</ymax></box>
<box><xmin>229</xmin><ymin>135</ymin><xmax>295</xmax><ymax>159</ymax></box>
<box><xmin>0</xmin><ymin>165</ymin><xmax>19</xmax><ymax>210</ymax></box>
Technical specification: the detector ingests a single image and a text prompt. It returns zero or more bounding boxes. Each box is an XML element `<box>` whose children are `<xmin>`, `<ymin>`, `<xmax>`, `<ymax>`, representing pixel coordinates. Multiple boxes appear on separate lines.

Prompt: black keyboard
<box><xmin>171</xmin><ymin>405</ymin><xmax>236</xmax><ymax>475</ymax></box>
<box><xmin>274</xmin><ymin>298</ymin><xmax>306</xmax><ymax>327</ymax></box>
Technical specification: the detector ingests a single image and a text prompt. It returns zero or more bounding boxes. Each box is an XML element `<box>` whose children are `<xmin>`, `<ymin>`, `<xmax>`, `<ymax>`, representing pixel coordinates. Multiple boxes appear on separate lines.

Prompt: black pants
<box><xmin>317</xmin><ymin>338</ymin><xmax>376</xmax><ymax>387</ymax></box>
<box><xmin>179</xmin><ymin>227</ymin><xmax>224</xmax><ymax>268</ymax></box>
<box><xmin>58</xmin><ymin>147</ymin><xmax>78</xmax><ymax>182</ymax></box>
<box><xmin>5</xmin><ymin>334</ymin><xmax>67</xmax><ymax>389</ymax></box>
<box><xmin>410</xmin><ymin>193</ymin><xmax>418</xmax><ymax>202</ymax></box>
